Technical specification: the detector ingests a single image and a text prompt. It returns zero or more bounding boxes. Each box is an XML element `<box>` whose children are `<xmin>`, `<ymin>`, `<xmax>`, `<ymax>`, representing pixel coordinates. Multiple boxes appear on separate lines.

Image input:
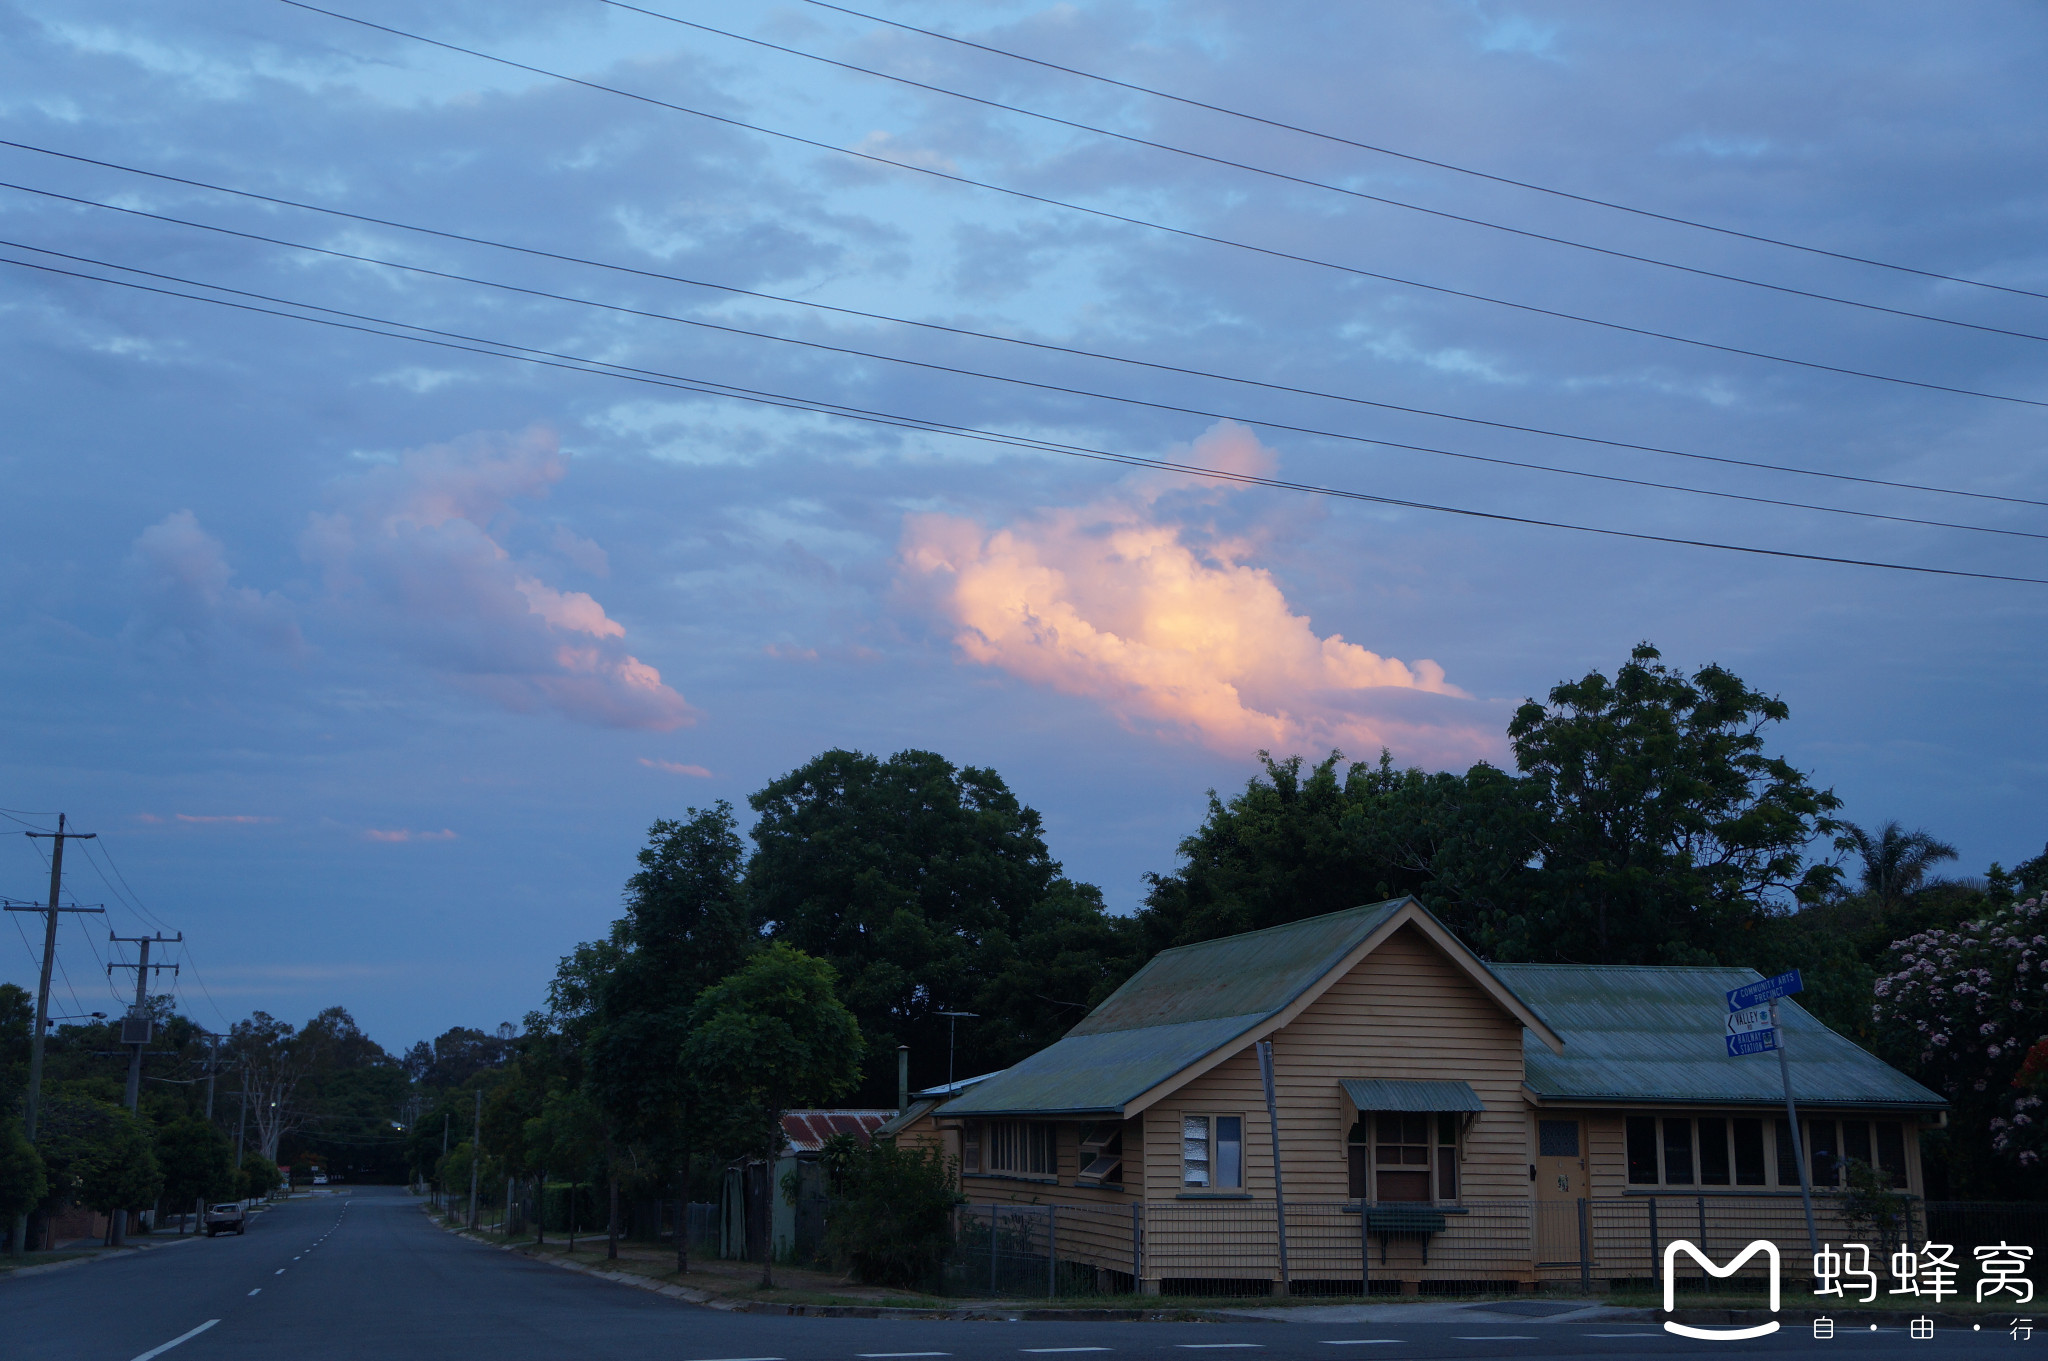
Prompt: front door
<box><xmin>1534</xmin><ymin>1117</ymin><xmax>1585</xmax><ymax>1266</ymax></box>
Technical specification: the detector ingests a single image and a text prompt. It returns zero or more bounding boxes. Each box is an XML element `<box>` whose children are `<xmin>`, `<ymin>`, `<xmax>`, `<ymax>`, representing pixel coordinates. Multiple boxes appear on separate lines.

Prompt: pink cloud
<box><xmin>173</xmin><ymin>814</ymin><xmax>279</xmax><ymax>825</ymax></box>
<box><xmin>364</xmin><ymin>827</ymin><xmax>458</xmax><ymax>843</ymax></box>
<box><xmin>639</xmin><ymin>757</ymin><xmax>713</xmax><ymax>777</ymax></box>
<box><xmin>302</xmin><ymin>428</ymin><xmax>696</xmax><ymax>731</ymax></box>
<box><xmin>129</xmin><ymin>510</ymin><xmax>305</xmax><ymax>659</ymax></box>
<box><xmin>900</xmin><ymin>423</ymin><xmax>1499</xmax><ymax>765</ymax></box>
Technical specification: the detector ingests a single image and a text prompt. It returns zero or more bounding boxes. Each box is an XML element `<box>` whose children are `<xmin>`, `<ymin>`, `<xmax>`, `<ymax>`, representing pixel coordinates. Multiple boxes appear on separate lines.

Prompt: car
<box><xmin>204</xmin><ymin>1203</ymin><xmax>246</xmax><ymax>1236</ymax></box>
<box><xmin>312</xmin><ymin>1174</ymin><xmax>328</xmax><ymax>1185</ymax></box>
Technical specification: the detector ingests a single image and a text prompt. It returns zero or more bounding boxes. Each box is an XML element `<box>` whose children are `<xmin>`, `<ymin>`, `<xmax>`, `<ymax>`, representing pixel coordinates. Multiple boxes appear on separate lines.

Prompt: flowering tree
<box><xmin>1872</xmin><ymin>896</ymin><xmax>2048</xmax><ymax>1183</ymax></box>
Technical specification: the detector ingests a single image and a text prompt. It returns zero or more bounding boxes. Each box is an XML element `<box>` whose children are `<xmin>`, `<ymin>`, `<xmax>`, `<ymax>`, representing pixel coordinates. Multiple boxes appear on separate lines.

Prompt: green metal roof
<box><xmin>1341</xmin><ymin>1078</ymin><xmax>1485</xmax><ymax>1113</ymax></box>
<box><xmin>946</xmin><ymin>899</ymin><xmax>1410</xmax><ymax>1117</ymax></box>
<box><xmin>1490</xmin><ymin>963</ymin><xmax>1945</xmax><ymax>1111</ymax></box>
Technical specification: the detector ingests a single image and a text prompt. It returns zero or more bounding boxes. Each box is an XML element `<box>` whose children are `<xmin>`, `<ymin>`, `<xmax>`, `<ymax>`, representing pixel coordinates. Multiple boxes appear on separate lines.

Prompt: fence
<box><xmin>429</xmin><ymin>1184</ymin><xmax>719</xmax><ymax>1256</ymax></box>
<box><xmin>945</xmin><ymin>1199</ymin><xmax>2048</xmax><ymax>1299</ymax></box>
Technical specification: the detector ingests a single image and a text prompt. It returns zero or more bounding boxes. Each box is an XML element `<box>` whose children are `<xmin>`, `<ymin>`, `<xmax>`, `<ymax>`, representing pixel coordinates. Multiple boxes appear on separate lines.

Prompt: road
<box><xmin>2</xmin><ymin>1186</ymin><xmax>2028</xmax><ymax>1360</ymax></box>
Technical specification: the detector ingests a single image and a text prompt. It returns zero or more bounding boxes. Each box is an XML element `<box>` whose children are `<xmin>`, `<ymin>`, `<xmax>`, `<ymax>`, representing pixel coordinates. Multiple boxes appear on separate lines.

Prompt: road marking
<box><xmin>1454</xmin><ymin>1338</ymin><xmax>1534</xmax><ymax>1342</ymax></box>
<box><xmin>686</xmin><ymin>1356</ymin><xmax>784</xmax><ymax>1360</ymax></box>
<box><xmin>1580</xmin><ymin>1334</ymin><xmax>1664</xmax><ymax>1338</ymax></box>
<box><xmin>1176</xmin><ymin>1347</ymin><xmax>1262</xmax><ymax>1351</ymax></box>
<box><xmin>1318</xmin><ymin>1344</ymin><xmax>1402</xmax><ymax>1347</ymax></box>
<box><xmin>1024</xmin><ymin>1350</ymin><xmax>1113</xmax><ymax>1354</ymax></box>
<box><xmin>246</xmin><ymin>1289</ymin><xmax>260</xmax><ymax>1296</ymax></box>
<box><xmin>273</xmin><ymin>1268</ymin><xmax>285</xmax><ymax>1274</ymax></box>
<box><xmin>857</xmin><ymin>1354</ymin><xmax>950</xmax><ymax>1358</ymax></box>
<box><xmin>128</xmin><ymin>1320</ymin><xmax>219</xmax><ymax>1361</ymax></box>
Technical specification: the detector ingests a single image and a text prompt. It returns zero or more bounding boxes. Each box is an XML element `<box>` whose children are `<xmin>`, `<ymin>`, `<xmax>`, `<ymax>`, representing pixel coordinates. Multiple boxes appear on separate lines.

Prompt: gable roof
<box><xmin>778</xmin><ymin>1109</ymin><xmax>895</xmax><ymax>1154</ymax></box>
<box><xmin>945</xmin><ymin>897</ymin><xmax>1557</xmax><ymax>1118</ymax></box>
<box><xmin>1491</xmin><ymin>964</ymin><xmax>1945</xmax><ymax>1111</ymax></box>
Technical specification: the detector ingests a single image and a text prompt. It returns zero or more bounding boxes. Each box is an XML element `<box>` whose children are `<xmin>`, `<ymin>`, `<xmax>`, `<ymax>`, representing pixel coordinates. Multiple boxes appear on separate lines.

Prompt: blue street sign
<box><xmin>1727</xmin><ymin>969</ymin><xmax>1803</xmax><ymax>1012</ymax></box>
<box><xmin>1726</xmin><ymin>1029</ymin><xmax>1779</xmax><ymax>1057</ymax></box>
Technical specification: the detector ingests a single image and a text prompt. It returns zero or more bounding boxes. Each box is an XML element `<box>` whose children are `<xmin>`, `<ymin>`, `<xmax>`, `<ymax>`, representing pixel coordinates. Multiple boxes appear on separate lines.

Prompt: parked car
<box><xmin>204</xmin><ymin>1203</ymin><xmax>246</xmax><ymax>1236</ymax></box>
<box><xmin>312</xmin><ymin>1174</ymin><xmax>328</xmax><ymax>1185</ymax></box>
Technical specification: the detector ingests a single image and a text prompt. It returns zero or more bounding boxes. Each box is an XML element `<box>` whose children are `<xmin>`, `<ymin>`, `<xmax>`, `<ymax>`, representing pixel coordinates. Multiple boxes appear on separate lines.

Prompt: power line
<box><xmin>6</xmin><ymin>141</ymin><xmax>2039</xmax><ymax>511</ymax></box>
<box><xmin>271</xmin><ymin>0</ymin><xmax>2048</xmax><ymax>410</ymax></box>
<box><xmin>6</xmin><ymin>245</ymin><xmax>2046</xmax><ymax>586</ymax></box>
<box><xmin>601</xmin><ymin>0</ymin><xmax>2048</xmax><ymax>346</ymax></box>
<box><xmin>797</xmin><ymin>0</ymin><xmax>2048</xmax><ymax>305</ymax></box>
<box><xmin>7</xmin><ymin>202</ymin><xmax>2039</xmax><ymax>545</ymax></box>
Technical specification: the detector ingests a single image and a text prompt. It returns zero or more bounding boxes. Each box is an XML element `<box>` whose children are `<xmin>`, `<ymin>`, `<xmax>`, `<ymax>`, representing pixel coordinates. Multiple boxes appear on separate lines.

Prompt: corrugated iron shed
<box><xmin>946</xmin><ymin>899</ymin><xmax>1408</xmax><ymax>1116</ymax></box>
<box><xmin>1491</xmin><ymin>963</ymin><xmax>1944</xmax><ymax>1111</ymax></box>
<box><xmin>778</xmin><ymin>1109</ymin><xmax>894</xmax><ymax>1154</ymax></box>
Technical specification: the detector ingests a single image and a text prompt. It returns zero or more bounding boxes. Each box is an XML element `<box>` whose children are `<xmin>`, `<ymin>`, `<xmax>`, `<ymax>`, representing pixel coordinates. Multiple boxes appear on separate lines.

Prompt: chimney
<box><xmin>897</xmin><ymin>1045</ymin><xmax>911</xmax><ymax>1113</ymax></box>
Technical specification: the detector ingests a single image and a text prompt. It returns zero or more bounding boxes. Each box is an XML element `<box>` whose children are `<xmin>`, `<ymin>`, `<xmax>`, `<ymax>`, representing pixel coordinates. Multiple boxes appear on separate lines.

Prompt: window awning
<box><xmin>1340</xmin><ymin>1078</ymin><xmax>1485</xmax><ymax>1113</ymax></box>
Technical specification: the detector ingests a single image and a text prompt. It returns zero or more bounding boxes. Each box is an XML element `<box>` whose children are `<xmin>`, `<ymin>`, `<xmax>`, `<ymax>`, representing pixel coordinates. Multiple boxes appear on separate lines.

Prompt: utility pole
<box><xmin>104</xmin><ymin>931</ymin><xmax>179</xmax><ymax>1246</ymax></box>
<box><xmin>195</xmin><ymin>1033</ymin><xmax>220</xmax><ymax>1235</ymax></box>
<box><xmin>5</xmin><ymin>813</ymin><xmax>102</xmax><ymax>1257</ymax></box>
<box><xmin>467</xmin><ymin>1089</ymin><xmax>482</xmax><ymax>1231</ymax></box>
<box><xmin>441</xmin><ymin>1113</ymin><xmax>450</xmax><ymax>1213</ymax></box>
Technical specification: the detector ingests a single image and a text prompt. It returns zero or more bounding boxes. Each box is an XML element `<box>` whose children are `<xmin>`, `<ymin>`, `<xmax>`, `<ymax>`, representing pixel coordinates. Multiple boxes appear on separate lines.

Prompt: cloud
<box><xmin>161</xmin><ymin>813</ymin><xmax>279</xmax><ymax>825</ymax></box>
<box><xmin>301</xmin><ymin>428</ymin><xmax>697</xmax><ymax>731</ymax></box>
<box><xmin>364</xmin><ymin>827</ymin><xmax>458</xmax><ymax>843</ymax></box>
<box><xmin>901</xmin><ymin>424</ymin><xmax>1499</xmax><ymax>765</ymax></box>
<box><xmin>128</xmin><ymin>510</ymin><xmax>306</xmax><ymax>660</ymax></box>
<box><xmin>639</xmin><ymin>757</ymin><xmax>712</xmax><ymax>777</ymax></box>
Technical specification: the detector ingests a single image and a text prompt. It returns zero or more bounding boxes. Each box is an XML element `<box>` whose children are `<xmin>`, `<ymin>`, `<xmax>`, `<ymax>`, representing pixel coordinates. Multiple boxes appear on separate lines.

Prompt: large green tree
<box><xmin>749</xmin><ymin>748</ymin><xmax>1133</xmax><ymax>1098</ymax></box>
<box><xmin>35</xmin><ymin>1094</ymin><xmax>160</xmax><ymax>1235</ymax></box>
<box><xmin>1507</xmin><ymin>643</ymin><xmax>1841</xmax><ymax>964</ymax></box>
<box><xmin>683</xmin><ymin>944</ymin><xmax>862</xmax><ymax>1285</ymax></box>
<box><xmin>156</xmin><ymin>1116</ymin><xmax>236</xmax><ymax>1227</ymax></box>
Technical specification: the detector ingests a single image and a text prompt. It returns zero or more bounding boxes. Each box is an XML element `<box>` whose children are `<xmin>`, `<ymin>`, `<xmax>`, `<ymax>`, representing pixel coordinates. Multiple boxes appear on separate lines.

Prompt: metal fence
<box><xmin>944</xmin><ymin>1199</ymin><xmax>2048</xmax><ymax>1299</ymax></box>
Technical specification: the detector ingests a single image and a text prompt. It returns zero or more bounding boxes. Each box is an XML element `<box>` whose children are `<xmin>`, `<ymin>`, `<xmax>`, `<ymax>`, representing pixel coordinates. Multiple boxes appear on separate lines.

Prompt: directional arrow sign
<box><xmin>1727</xmin><ymin>1005</ymin><xmax>1773</xmax><ymax>1035</ymax></box>
<box><xmin>1726</xmin><ymin>1029</ymin><xmax>1779</xmax><ymax>1057</ymax></box>
<box><xmin>1727</xmin><ymin>969</ymin><xmax>1803</xmax><ymax>1012</ymax></box>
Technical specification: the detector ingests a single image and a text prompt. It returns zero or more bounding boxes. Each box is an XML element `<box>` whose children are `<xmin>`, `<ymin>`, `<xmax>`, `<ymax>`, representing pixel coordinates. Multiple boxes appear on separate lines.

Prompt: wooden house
<box><xmin>926</xmin><ymin>897</ymin><xmax>1944</xmax><ymax>1295</ymax></box>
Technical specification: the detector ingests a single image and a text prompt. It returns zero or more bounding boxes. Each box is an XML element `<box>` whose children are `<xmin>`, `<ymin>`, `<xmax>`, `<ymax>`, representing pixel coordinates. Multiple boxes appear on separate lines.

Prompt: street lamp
<box><xmin>937</xmin><ymin>1011</ymin><xmax>978</xmax><ymax>1091</ymax></box>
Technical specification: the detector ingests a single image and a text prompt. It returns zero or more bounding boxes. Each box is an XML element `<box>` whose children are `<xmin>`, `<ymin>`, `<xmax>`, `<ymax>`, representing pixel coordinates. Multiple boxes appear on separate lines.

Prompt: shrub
<box><xmin>819</xmin><ymin>1133</ymin><xmax>958</xmax><ymax>1288</ymax></box>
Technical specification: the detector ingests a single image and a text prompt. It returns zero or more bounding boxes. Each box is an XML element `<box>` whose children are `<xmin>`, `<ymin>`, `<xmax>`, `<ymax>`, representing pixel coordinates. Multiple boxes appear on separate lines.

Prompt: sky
<box><xmin>2</xmin><ymin>0</ymin><xmax>2045</xmax><ymax>1056</ymax></box>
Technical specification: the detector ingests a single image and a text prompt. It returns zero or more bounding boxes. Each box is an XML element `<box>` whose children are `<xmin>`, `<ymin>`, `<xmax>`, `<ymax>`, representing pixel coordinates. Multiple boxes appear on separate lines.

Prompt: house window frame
<box><xmin>1624</xmin><ymin>1113</ymin><xmax>1906</xmax><ymax>1191</ymax></box>
<box><xmin>1182</xmin><ymin>1113</ymin><xmax>1244</xmax><ymax>1190</ymax></box>
<box><xmin>1077</xmin><ymin>1121</ymin><xmax>1124</xmax><ymax>1185</ymax></box>
<box><xmin>967</xmin><ymin>1120</ymin><xmax>1057</xmax><ymax>1180</ymax></box>
<box><xmin>1350</xmin><ymin>1111</ymin><xmax>1463</xmax><ymax>1206</ymax></box>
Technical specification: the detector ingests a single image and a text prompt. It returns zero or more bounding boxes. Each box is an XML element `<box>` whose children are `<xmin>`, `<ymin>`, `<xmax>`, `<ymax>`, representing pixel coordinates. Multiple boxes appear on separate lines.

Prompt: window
<box><xmin>1376</xmin><ymin>1114</ymin><xmax>1433</xmax><ymax>1202</ymax></box>
<box><xmin>1875</xmin><ymin>1122</ymin><xmax>1908</xmax><ymax>1189</ymax></box>
<box><xmin>1626</xmin><ymin>1117</ymin><xmax>1658</xmax><ymax>1183</ymax></box>
<box><xmin>1182</xmin><ymin>1115</ymin><xmax>1243</xmax><ymax>1189</ymax></box>
<box><xmin>1538</xmin><ymin>1119</ymin><xmax>1580</xmax><ymax>1157</ymax></box>
<box><xmin>1843</xmin><ymin>1119</ymin><xmax>1873</xmax><ymax>1172</ymax></box>
<box><xmin>963</xmin><ymin>1123</ymin><xmax>981</xmax><ymax>1174</ymax></box>
<box><xmin>1436</xmin><ymin>1113</ymin><xmax>1459</xmax><ymax>1200</ymax></box>
<box><xmin>1775</xmin><ymin>1118</ymin><xmax>1798</xmax><ymax>1187</ymax></box>
<box><xmin>1347</xmin><ymin>1122</ymin><xmax>1368</xmax><ymax>1199</ymax></box>
<box><xmin>985</xmin><ymin>1121</ymin><xmax>1056</xmax><ymax>1177</ymax></box>
<box><xmin>1698</xmin><ymin>1117</ymin><xmax>1730</xmax><ymax>1185</ymax></box>
<box><xmin>1078</xmin><ymin>1122</ymin><xmax>1123</xmax><ymax>1184</ymax></box>
<box><xmin>1732</xmin><ymin>1118</ymin><xmax>1767</xmax><ymax>1186</ymax></box>
<box><xmin>1810</xmin><ymin>1120</ymin><xmax>1841</xmax><ymax>1187</ymax></box>
<box><xmin>1662</xmin><ymin>1118</ymin><xmax>1695</xmax><ymax>1185</ymax></box>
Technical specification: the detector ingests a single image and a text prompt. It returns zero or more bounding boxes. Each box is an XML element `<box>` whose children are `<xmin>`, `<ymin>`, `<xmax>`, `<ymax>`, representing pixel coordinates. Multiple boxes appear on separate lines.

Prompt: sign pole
<box><xmin>1255</xmin><ymin>1040</ymin><xmax>1291</xmax><ymax>1294</ymax></box>
<box><xmin>1770</xmin><ymin>997</ymin><xmax>1820</xmax><ymax>1257</ymax></box>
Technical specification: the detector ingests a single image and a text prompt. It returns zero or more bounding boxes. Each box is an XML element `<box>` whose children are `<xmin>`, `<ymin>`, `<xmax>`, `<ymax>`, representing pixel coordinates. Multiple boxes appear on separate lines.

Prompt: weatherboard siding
<box><xmin>1152</xmin><ymin>922</ymin><xmax>1532</xmax><ymax>1203</ymax></box>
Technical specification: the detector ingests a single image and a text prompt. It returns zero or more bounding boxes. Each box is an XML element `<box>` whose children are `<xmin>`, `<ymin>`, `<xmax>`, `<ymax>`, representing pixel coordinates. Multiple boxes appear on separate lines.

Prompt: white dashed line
<box><xmin>1024</xmin><ymin>1350</ymin><xmax>1113</xmax><ymax>1354</ymax></box>
<box><xmin>1176</xmin><ymin>1347</ymin><xmax>1263</xmax><ymax>1351</ymax></box>
<box><xmin>857</xmin><ymin>1354</ymin><xmax>950</xmax><ymax>1358</ymax></box>
<box><xmin>1318</xmin><ymin>1344</ymin><xmax>1402</xmax><ymax>1347</ymax></box>
<box><xmin>1454</xmin><ymin>1338</ymin><xmax>1534</xmax><ymax>1342</ymax></box>
<box><xmin>126</xmin><ymin>1320</ymin><xmax>220</xmax><ymax>1361</ymax></box>
<box><xmin>246</xmin><ymin>1288</ymin><xmax>260</xmax><ymax>1296</ymax></box>
<box><xmin>273</xmin><ymin>1268</ymin><xmax>284</xmax><ymax>1275</ymax></box>
<box><xmin>1580</xmin><ymin>1334</ymin><xmax>1664</xmax><ymax>1338</ymax></box>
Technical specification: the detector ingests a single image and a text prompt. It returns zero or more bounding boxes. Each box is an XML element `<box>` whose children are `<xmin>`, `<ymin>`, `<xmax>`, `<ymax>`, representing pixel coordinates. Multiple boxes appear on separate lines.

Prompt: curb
<box><xmin>1</xmin><ymin>1231</ymin><xmax>205</xmax><ymax>1280</ymax></box>
<box><xmin>1663</xmin><ymin>1308</ymin><xmax>2020</xmax><ymax>1327</ymax></box>
<box><xmin>423</xmin><ymin>1208</ymin><xmax>1240</xmax><ymax>1321</ymax></box>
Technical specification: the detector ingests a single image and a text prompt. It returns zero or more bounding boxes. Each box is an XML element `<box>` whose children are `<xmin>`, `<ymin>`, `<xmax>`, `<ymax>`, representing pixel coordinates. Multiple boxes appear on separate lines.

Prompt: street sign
<box><xmin>1726</xmin><ymin>1004</ymin><xmax>1776</xmax><ymax>1057</ymax></box>
<box><xmin>1727</xmin><ymin>1004</ymin><xmax>1773</xmax><ymax>1035</ymax></box>
<box><xmin>1727</xmin><ymin>969</ymin><xmax>1803</xmax><ymax>1012</ymax></box>
<box><xmin>1727</xmin><ymin>1028</ymin><xmax>1779</xmax><ymax>1057</ymax></box>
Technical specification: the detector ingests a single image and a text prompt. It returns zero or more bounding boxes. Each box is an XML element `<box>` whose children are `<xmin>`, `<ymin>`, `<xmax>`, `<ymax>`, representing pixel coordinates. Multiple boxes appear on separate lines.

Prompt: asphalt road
<box><xmin>2</xmin><ymin>1186</ymin><xmax>2030</xmax><ymax>1361</ymax></box>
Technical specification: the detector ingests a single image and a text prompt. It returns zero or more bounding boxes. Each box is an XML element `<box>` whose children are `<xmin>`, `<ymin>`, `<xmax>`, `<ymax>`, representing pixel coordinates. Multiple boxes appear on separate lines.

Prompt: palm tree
<box><xmin>1840</xmin><ymin>820</ymin><xmax>1959</xmax><ymax>916</ymax></box>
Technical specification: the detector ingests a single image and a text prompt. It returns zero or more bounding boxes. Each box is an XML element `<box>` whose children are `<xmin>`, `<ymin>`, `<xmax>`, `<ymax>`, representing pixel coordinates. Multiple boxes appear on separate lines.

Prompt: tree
<box><xmin>1840</xmin><ymin>821</ymin><xmax>1959</xmax><ymax>918</ymax></box>
<box><xmin>1507</xmin><ymin>643</ymin><xmax>1841</xmax><ymax>964</ymax></box>
<box><xmin>0</xmin><ymin>1116</ymin><xmax>47</xmax><ymax>1233</ymax></box>
<box><xmin>229</xmin><ymin>1012</ymin><xmax>304</xmax><ymax>1161</ymax></box>
<box><xmin>1871</xmin><ymin>895</ymin><xmax>2048</xmax><ymax>1195</ymax></box>
<box><xmin>35</xmin><ymin>1095</ymin><xmax>160</xmax><ymax>1238</ymax></box>
<box><xmin>1134</xmin><ymin>751</ymin><xmax>1538</xmax><ymax>956</ymax></box>
<box><xmin>238</xmin><ymin>1152</ymin><xmax>281</xmax><ymax>1200</ymax></box>
<box><xmin>1</xmin><ymin>983</ymin><xmax>31</xmax><ymax>1109</ymax></box>
<box><xmin>684</xmin><ymin>945</ymin><xmax>863</xmax><ymax>1286</ymax></box>
<box><xmin>749</xmin><ymin>748</ymin><xmax>1124</xmax><ymax>1097</ymax></box>
<box><xmin>156</xmin><ymin>1117</ymin><xmax>236</xmax><ymax>1229</ymax></box>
